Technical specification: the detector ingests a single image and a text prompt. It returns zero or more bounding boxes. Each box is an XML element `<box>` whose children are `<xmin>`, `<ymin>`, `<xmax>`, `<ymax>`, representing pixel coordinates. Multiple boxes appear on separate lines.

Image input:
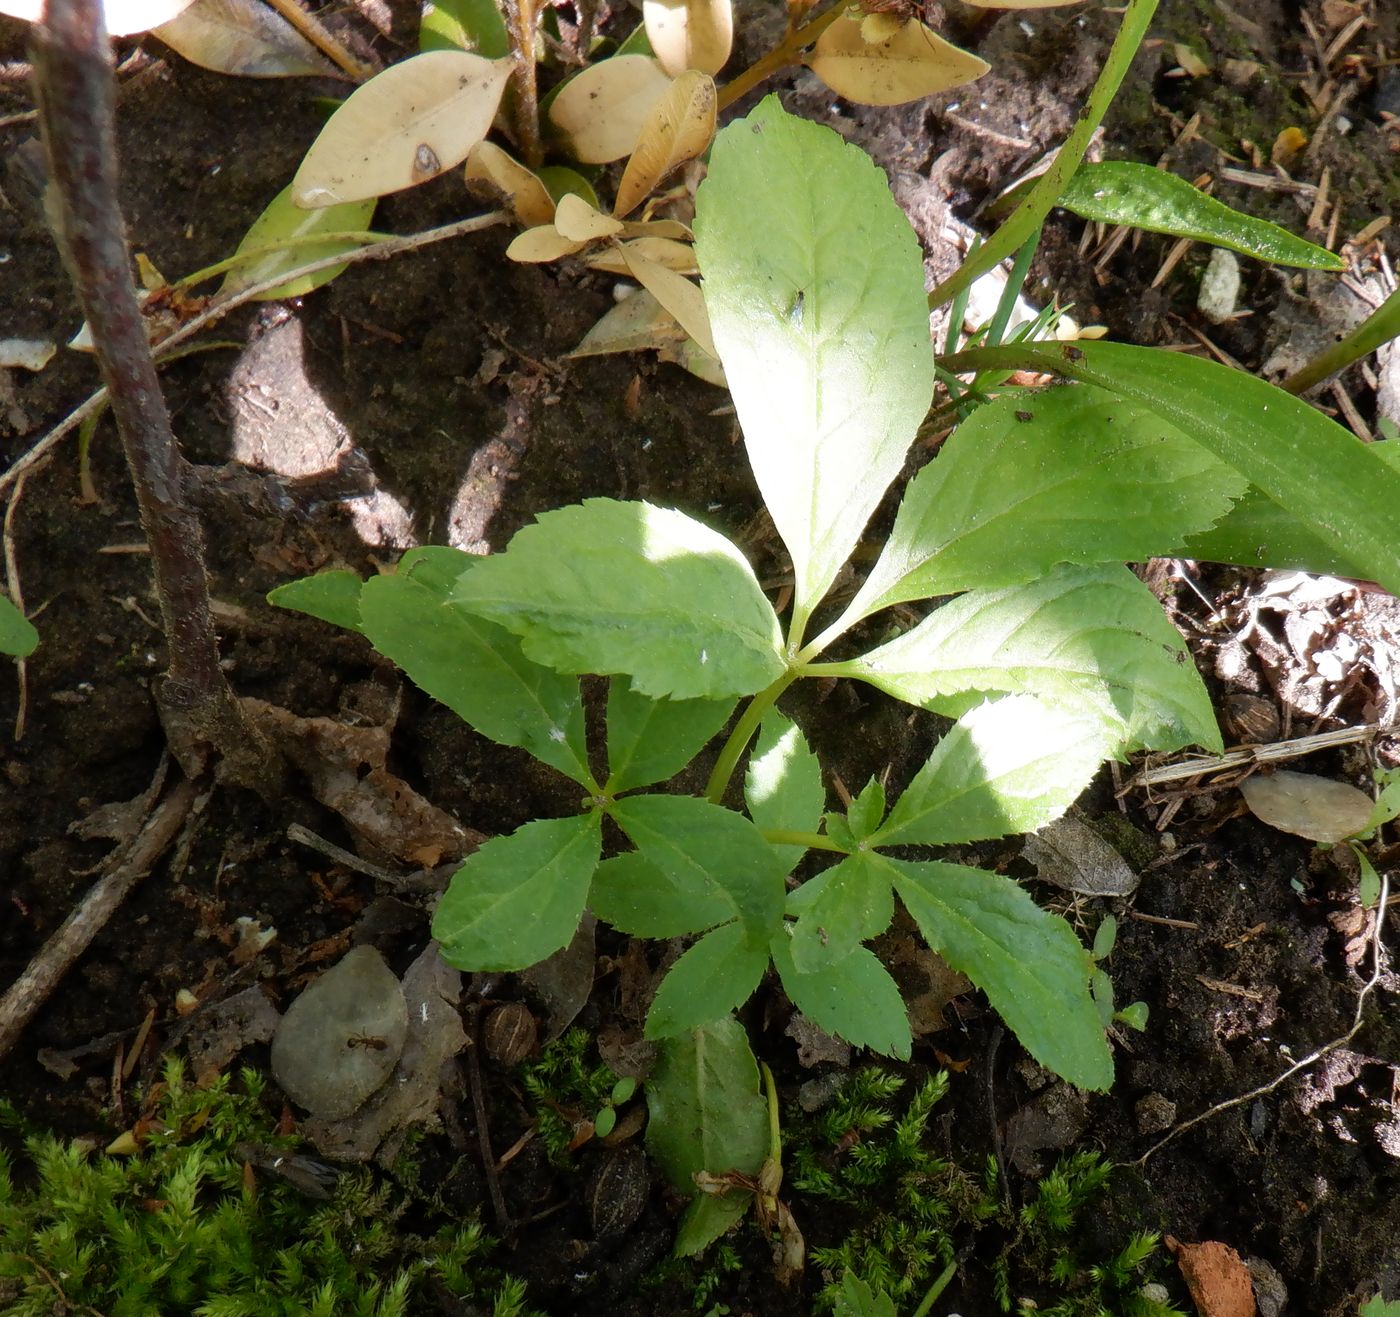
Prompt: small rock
<box><xmin>1198</xmin><ymin>248</ymin><xmax>1241</xmax><ymax>325</ymax></box>
<box><xmin>1247</xmin><ymin>1256</ymin><xmax>1288</xmax><ymax>1317</ymax></box>
<box><xmin>271</xmin><ymin>946</ymin><xmax>407</xmax><ymax>1120</ymax></box>
<box><xmin>1005</xmin><ymin>1083</ymin><xmax>1088</xmax><ymax>1175</ymax></box>
<box><xmin>1135</xmin><ymin>1092</ymin><xmax>1177</xmax><ymax>1135</ymax></box>
<box><xmin>482</xmin><ymin>1002</ymin><xmax>538</xmax><ymax>1066</ymax></box>
<box><xmin>587</xmin><ymin>1145</ymin><xmax>649</xmax><ymax>1240</ymax></box>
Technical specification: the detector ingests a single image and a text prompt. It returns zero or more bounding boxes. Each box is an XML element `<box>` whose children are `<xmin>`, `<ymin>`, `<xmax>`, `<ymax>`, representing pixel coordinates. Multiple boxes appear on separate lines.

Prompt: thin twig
<box><xmin>1130</xmin><ymin>722</ymin><xmax>1393</xmax><ymax>789</ymax></box>
<box><xmin>1</xmin><ymin>211</ymin><xmax>507</xmax><ymax>502</ymax></box>
<box><xmin>3</xmin><ymin>469</ymin><xmax>32</xmax><ymax>740</ymax></box>
<box><xmin>31</xmin><ymin>0</ymin><xmax>279</xmax><ymax>788</ymax></box>
<box><xmin>465</xmin><ymin>1005</ymin><xmax>513</xmax><ymax>1232</ymax></box>
<box><xmin>0</xmin><ymin>772</ymin><xmax>196</xmax><ymax>1062</ymax></box>
<box><xmin>1133</xmin><ymin>870</ymin><xmax>1391</xmax><ymax>1166</ymax></box>
<box><xmin>259</xmin><ymin>0</ymin><xmax>374</xmax><ymax>81</ymax></box>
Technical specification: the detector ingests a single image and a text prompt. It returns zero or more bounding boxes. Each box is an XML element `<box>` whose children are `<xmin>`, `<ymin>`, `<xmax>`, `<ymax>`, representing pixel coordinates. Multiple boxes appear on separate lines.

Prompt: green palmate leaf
<box><xmin>694</xmin><ymin>97</ymin><xmax>934</xmax><ymax>634</ymax></box>
<box><xmin>786</xmin><ymin>852</ymin><xmax>895</xmax><ymax>973</ymax></box>
<box><xmin>267</xmin><ymin>569</ymin><xmax>366</xmax><ymax>635</ymax></box>
<box><xmin>611</xmin><ymin>794</ymin><xmax>785</xmax><ymax>941</ymax></box>
<box><xmin>605</xmin><ymin>681</ymin><xmax>735</xmax><ymax>793</ymax></box>
<box><xmin>835</xmin><ymin>563</ymin><xmax>1221</xmax><ymax>756</ymax></box>
<box><xmin>646</xmin><ymin>922</ymin><xmax>772</xmax><ymax>1038</ymax></box>
<box><xmin>1059</xmin><ymin>161</ymin><xmax>1344</xmax><ymax>271</ymax></box>
<box><xmin>431</xmin><ymin>814</ymin><xmax>601</xmax><ymax>971</ymax></box>
<box><xmin>836</xmin><ymin>385</ymin><xmax>1246</xmax><ymax>627</ymax></box>
<box><xmin>0</xmin><ymin>594</ymin><xmax>39</xmax><ymax>657</ymax></box>
<box><xmin>398</xmin><ymin>543</ymin><xmax>479</xmax><ymax>596</ymax></box>
<box><xmin>1180</xmin><ymin>439</ymin><xmax>1400</xmax><ymax>578</ymax></box>
<box><xmin>588</xmin><ymin>850</ymin><xmax>732</xmax><ymax>938</ymax></box>
<box><xmin>359</xmin><ymin>572</ymin><xmax>592</xmax><ymax>785</ymax></box>
<box><xmin>886</xmin><ymin>857</ymin><xmax>1111</xmax><ymax>1089</ymax></box>
<box><xmin>943</xmin><ymin>341</ymin><xmax>1400</xmax><ymax>597</ymax></box>
<box><xmin>845</xmin><ymin>778</ymin><xmax>887</xmax><ymax>841</ymax></box>
<box><xmin>220</xmin><ymin>185</ymin><xmax>378</xmax><ymax>300</ymax></box>
<box><xmin>452</xmin><ymin>499</ymin><xmax>785</xmax><ymax>700</ymax></box>
<box><xmin>770</xmin><ymin>933</ymin><xmax>910</xmax><ymax>1060</ymax></box>
<box><xmin>1360</xmin><ymin>1297</ymin><xmax>1400</xmax><ymax>1317</ymax></box>
<box><xmin>871</xmin><ymin>696</ymin><xmax>1112</xmax><ymax>848</ymax></box>
<box><xmin>646</xmin><ymin>1017</ymin><xmax>768</xmax><ymax>1215</ymax></box>
<box><xmin>745</xmin><ymin>711</ymin><xmax>825</xmax><ymax>873</ymax></box>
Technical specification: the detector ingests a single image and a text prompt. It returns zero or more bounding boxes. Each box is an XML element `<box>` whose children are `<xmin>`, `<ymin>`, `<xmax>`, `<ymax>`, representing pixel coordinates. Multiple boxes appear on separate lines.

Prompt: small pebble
<box><xmin>1135</xmin><ymin>1092</ymin><xmax>1177</xmax><ymax>1135</ymax></box>
<box><xmin>1198</xmin><ymin>248</ymin><xmax>1240</xmax><ymax>325</ymax></box>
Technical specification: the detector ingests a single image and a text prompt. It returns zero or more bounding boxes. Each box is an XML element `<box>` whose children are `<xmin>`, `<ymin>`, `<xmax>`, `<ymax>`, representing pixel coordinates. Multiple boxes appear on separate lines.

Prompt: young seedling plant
<box><xmin>277</xmin><ymin>94</ymin><xmax>1313</xmax><ymax>1086</ymax></box>
<box><xmin>267</xmin><ymin>86</ymin><xmax>1400</xmax><ymax>1267</ymax></box>
<box><xmin>274</xmin><ymin>86</ymin><xmax>1400</xmax><ymax>1099</ymax></box>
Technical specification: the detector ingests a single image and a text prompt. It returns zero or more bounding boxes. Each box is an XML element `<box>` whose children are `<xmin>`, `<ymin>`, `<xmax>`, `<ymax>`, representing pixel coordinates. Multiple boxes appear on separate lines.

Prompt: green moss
<box><xmin>519</xmin><ymin>1027</ymin><xmax>627</xmax><ymax>1166</ymax></box>
<box><xmin>0</xmin><ymin>1058</ymin><xmax>535</xmax><ymax>1317</ymax></box>
<box><xmin>782</xmin><ymin>1069</ymin><xmax>1186</xmax><ymax>1316</ymax></box>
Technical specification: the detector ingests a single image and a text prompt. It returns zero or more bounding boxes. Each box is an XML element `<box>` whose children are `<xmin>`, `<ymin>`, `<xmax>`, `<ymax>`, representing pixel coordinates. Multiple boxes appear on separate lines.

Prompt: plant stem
<box><xmin>1280</xmin><ymin>283</ymin><xmax>1400</xmax><ymax>396</ymax></box>
<box><xmin>30</xmin><ymin>0</ymin><xmax>280</xmax><ymax>790</ymax></box>
<box><xmin>259</xmin><ymin>0</ymin><xmax>375</xmax><ymax>81</ymax></box>
<box><xmin>503</xmin><ymin>0</ymin><xmax>544</xmax><ymax>170</ymax></box>
<box><xmin>172</xmin><ymin>230</ymin><xmax>397</xmax><ymax>291</ymax></box>
<box><xmin>926</xmin><ymin>0</ymin><xmax>1159</xmax><ymax>311</ymax></box>
<box><xmin>909</xmin><ymin>1260</ymin><xmax>957</xmax><ymax>1317</ymax></box>
<box><xmin>704</xmin><ymin>671</ymin><xmax>799</xmax><ymax>803</ymax></box>
<box><xmin>715</xmin><ymin>2</ymin><xmax>844</xmax><ymax>112</ymax></box>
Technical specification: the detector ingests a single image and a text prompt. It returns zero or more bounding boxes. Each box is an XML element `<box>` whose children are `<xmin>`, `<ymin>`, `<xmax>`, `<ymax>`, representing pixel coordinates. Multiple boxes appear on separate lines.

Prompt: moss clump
<box><xmin>519</xmin><ymin>1027</ymin><xmax>627</xmax><ymax>1166</ymax></box>
<box><xmin>787</xmin><ymin>1068</ymin><xmax>1186</xmax><ymax>1316</ymax></box>
<box><xmin>0</xmin><ymin>1058</ymin><xmax>535</xmax><ymax>1317</ymax></box>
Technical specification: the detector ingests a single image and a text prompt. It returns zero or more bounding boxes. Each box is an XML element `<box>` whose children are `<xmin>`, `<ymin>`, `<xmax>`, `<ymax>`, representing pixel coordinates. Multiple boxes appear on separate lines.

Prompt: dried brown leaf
<box><xmin>505</xmin><ymin>224</ymin><xmax>588</xmax><ymax>263</ymax></box>
<box><xmin>292</xmin><ymin>51</ymin><xmax>513</xmax><ymax>206</ymax></box>
<box><xmin>616</xmin><ymin>244</ymin><xmax>716</xmax><ymax>359</ymax></box>
<box><xmin>614</xmin><ymin>69</ymin><xmax>715</xmax><ymax>218</ymax></box>
<box><xmin>586</xmin><ymin>236</ymin><xmax>698</xmax><ymax>275</ymax></box>
<box><xmin>643</xmin><ymin>0</ymin><xmax>732</xmax><ymax>78</ymax></box>
<box><xmin>554</xmin><ymin>192</ymin><xmax>625</xmax><ymax>243</ymax></box>
<box><xmin>1239</xmin><ymin>770</ymin><xmax>1374</xmax><ymax>844</ymax></box>
<box><xmin>153</xmin><ymin>0</ymin><xmax>335</xmax><ymax>77</ymax></box>
<box><xmin>464</xmin><ymin>141</ymin><xmax>555</xmax><ymax>228</ymax></box>
<box><xmin>807</xmin><ymin>13</ymin><xmax>988</xmax><ymax>105</ymax></box>
<box><xmin>548</xmin><ymin>55</ymin><xmax>673</xmax><ymax>164</ymax></box>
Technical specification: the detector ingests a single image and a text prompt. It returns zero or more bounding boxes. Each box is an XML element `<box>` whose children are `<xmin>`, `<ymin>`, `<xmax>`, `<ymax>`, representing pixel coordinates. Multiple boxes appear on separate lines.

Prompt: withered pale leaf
<box><xmin>293</xmin><ymin>51</ymin><xmax>513</xmax><ymax>206</ymax></box>
<box><xmin>569</xmin><ymin>288</ymin><xmax>687</xmax><ymax>358</ymax></box>
<box><xmin>1240</xmin><ymin>770</ymin><xmax>1374</xmax><ymax>844</ymax></box>
<box><xmin>464</xmin><ymin>141</ymin><xmax>555</xmax><ymax>228</ymax></box>
<box><xmin>153</xmin><ymin>0</ymin><xmax>336</xmax><ymax>77</ymax></box>
<box><xmin>1023</xmin><ymin>816</ymin><xmax>1139</xmax><ymax>897</ymax></box>
<box><xmin>807</xmin><ymin>15</ymin><xmax>989</xmax><ymax>106</ymax></box>
<box><xmin>0</xmin><ymin>0</ymin><xmax>194</xmax><ymax>34</ymax></box>
<box><xmin>554</xmin><ymin>192</ymin><xmax>624</xmax><ymax>243</ymax></box>
<box><xmin>617</xmin><ymin>244</ymin><xmax>716</xmax><ymax>359</ymax></box>
<box><xmin>505</xmin><ymin>224</ymin><xmax>587</xmax><ymax>263</ymax></box>
<box><xmin>643</xmin><ymin>0</ymin><xmax>732</xmax><ymax>77</ymax></box>
<box><xmin>586</xmin><ymin>236</ymin><xmax>698</xmax><ymax>275</ymax></box>
<box><xmin>548</xmin><ymin>54</ymin><xmax>673</xmax><ymax>164</ymax></box>
<box><xmin>620</xmin><ymin>217</ymin><xmax>693</xmax><ymax>240</ymax></box>
<box><xmin>614</xmin><ymin>68</ymin><xmax>715</xmax><ymax>218</ymax></box>
<box><xmin>659</xmin><ymin>335</ymin><xmax>727</xmax><ymax>387</ymax></box>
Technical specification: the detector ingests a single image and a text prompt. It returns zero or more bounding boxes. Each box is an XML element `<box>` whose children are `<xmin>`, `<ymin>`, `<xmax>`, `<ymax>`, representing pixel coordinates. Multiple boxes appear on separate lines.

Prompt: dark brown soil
<box><xmin>1</xmin><ymin>1</ymin><xmax>1398</xmax><ymax>1313</ymax></box>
